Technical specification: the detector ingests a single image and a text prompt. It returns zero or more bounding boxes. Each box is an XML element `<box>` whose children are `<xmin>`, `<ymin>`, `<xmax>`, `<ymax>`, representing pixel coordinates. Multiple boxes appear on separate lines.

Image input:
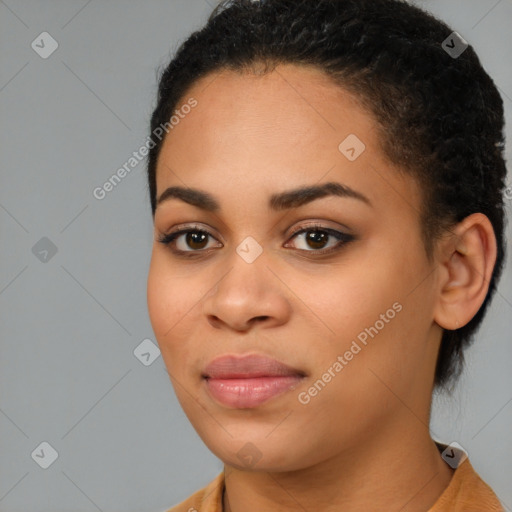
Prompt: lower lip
<box><xmin>204</xmin><ymin>376</ymin><xmax>304</xmax><ymax>408</ymax></box>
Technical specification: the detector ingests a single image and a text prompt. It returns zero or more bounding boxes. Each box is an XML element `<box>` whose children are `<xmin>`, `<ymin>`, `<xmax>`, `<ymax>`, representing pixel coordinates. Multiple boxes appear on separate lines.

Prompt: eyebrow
<box><xmin>156</xmin><ymin>181</ymin><xmax>371</xmax><ymax>212</ymax></box>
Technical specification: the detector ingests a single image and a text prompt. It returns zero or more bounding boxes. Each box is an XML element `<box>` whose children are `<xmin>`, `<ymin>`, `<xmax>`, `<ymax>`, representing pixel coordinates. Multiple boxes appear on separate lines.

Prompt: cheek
<box><xmin>147</xmin><ymin>262</ymin><xmax>172</xmax><ymax>339</ymax></box>
<box><xmin>147</xmin><ymin>254</ymin><xmax>196</xmax><ymax>362</ymax></box>
<box><xmin>290</xmin><ymin>260</ymin><xmax>401</xmax><ymax>344</ymax></box>
<box><xmin>293</xmin><ymin>309</ymin><xmax>417</xmax><ymax>447</ymax></box>
<box><xmin>292</xmin><ymin>249</ymin><xmax>430</xmax><ymax>391</ymax></box>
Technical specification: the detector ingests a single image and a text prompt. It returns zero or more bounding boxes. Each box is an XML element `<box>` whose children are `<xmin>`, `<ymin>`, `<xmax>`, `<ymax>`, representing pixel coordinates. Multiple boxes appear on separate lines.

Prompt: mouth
<box><xmin>202</xmin><ymin>353</ymin><xmax>306</xmax><ymax>409</ymax></box>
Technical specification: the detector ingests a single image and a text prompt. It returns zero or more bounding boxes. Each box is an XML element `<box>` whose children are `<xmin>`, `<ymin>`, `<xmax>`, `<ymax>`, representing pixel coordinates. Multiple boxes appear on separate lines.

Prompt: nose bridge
<box><xmin>220</xmin><ymin>235</ymin><xmax>270</xmax><ymax>296</ymax></box>
<box><xmin>202</xmin><ymin>238</ymin><xmax>290</xmax><ymax>330</ymax></box>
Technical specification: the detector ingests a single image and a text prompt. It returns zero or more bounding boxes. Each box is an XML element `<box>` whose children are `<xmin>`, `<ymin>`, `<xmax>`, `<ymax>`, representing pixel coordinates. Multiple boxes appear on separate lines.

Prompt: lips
<box><xmin>202</xmin><ymin>354</ymin><xmax>306</xmax><ymax>408</ymax></box>
<box><xmin>202</xmin><ymin>354</ymin><xmax>306</xmax><ymax>379</ymax></box>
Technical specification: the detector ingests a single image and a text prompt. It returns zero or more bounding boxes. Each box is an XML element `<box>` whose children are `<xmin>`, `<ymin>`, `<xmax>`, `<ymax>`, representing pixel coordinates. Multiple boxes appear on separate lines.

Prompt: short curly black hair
<box><xmin>146</xmin><ymin>0</ymin><xmax>508</xmax><ymax>389</ymax></box>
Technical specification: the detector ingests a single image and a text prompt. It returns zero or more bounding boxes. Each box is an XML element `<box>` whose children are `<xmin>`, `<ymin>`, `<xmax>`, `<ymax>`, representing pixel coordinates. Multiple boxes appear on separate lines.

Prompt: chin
<box><xmin>196</xmin><ymin>428</ymin><xmax>319</xmax><ymax>473</ymax></box>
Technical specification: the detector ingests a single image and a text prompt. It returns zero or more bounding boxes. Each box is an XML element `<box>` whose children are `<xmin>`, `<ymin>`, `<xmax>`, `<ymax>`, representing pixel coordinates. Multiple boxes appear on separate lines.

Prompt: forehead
<box><xmin>154</xmin><ymin>63</ymin><xmax>421</xmax><ymax>217</ymax></box>
<box><xmin>161</xmin><ymin>63</ymin><xmax>375</xmax><ymax>151</ymax></box>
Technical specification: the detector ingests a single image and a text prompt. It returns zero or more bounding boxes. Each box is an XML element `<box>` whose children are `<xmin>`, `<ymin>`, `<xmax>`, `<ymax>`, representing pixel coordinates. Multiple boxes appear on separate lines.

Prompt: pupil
<box><xmin>307</xmin><ymin>230</ymin><xmax>327</xmax><ymax>249</ymax></box>
<box><xmin>187</xmin><ymin>232</ymin><xmax>207</xmax><ymax>249</ymax></box>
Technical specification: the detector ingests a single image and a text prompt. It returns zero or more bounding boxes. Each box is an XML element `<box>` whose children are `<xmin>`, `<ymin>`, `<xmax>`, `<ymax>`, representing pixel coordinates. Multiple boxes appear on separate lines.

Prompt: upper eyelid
<box><xmin>164</xmin><ymin>219</ymin><xmax>351</xmax><ymax>237</ymax></box>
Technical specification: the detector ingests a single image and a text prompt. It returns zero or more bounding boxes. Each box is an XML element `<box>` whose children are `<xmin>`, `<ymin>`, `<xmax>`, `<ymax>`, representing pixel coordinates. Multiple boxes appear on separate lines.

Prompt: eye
<box><xmin>157</xmin><ymin>222</ymin><xmax>355</xmax><ymax>257</ymax></box>
<box><xmin>157</xmin><ymin>224</ymin><xmax>222</xmax><ymax>255</ymax></box>
<box><xmin>284</xmin><ymin>223</ymin><xmax>355</xmax><ymax>254</ymax></box>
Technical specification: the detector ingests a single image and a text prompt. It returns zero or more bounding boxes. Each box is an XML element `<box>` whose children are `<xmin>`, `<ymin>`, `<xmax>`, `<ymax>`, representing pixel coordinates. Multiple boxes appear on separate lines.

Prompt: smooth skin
<box><xmin>146</xmin><ymin>63</ymin><xmax>497</xmax><ymax>512</ymax></box>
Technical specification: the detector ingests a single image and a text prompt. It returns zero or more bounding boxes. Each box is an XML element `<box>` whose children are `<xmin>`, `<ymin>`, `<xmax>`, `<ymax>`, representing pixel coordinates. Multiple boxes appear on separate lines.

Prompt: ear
<box><xmin>433</xmin><ymin>213</ymin><xmax>497</xmax><ymax>330</ymax></box>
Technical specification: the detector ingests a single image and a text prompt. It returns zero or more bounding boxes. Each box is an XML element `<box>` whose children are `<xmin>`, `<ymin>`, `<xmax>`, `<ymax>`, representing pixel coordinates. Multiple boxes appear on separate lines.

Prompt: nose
<box><xmin>201</xmin><ymin>254</ymin><xmax>292</xmax><ymax>332</ymax></box>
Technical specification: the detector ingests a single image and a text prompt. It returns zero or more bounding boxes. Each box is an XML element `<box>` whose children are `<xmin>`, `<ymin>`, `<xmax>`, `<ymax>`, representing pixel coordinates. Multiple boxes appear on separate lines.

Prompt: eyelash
<box><xmin>157</xmin><ymin>223</ymin><xmax>355</xmax><ymax>258</ymax></box>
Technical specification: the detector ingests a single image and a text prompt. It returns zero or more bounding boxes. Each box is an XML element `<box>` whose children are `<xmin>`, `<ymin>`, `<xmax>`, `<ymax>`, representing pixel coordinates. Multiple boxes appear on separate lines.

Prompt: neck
<box><xmin>223</xmin><ymin>423</ymin><xmax>454</xmax><ymax>512</ymax></box>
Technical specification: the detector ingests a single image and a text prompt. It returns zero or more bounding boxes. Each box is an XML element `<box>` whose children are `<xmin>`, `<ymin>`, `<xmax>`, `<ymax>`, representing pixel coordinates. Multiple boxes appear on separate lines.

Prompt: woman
<box><xmin>146</xmin><ymin>0</ymin><xmax>507</xmax><ymax>510</ymax></box>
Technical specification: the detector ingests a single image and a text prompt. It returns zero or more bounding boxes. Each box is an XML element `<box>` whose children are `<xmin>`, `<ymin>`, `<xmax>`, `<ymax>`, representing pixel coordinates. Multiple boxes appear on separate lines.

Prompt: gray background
<box><xmin>0</xmin><ymin>1</ymin><xmax>511</xmax><ymax>511</ymax></box>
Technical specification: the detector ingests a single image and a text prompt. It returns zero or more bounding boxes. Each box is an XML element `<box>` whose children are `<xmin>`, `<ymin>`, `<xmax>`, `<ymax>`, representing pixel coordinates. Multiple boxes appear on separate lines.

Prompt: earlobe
<box><xmin>433</xmin><ymin>213</ymin><xmax>497</xmax><ymax>331</ymax></box>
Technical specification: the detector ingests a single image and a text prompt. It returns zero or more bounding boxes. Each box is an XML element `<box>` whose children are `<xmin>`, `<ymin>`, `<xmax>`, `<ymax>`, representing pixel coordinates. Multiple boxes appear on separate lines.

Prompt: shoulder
<box><xmin>165</xmin><ymin>471</ymin><xmax>225</xmax><ymax>512</ymax></box>
<box><xmin>429</xmin><ymin>456</ymin><xmax>504</xmax><ymax>511</ymax></box>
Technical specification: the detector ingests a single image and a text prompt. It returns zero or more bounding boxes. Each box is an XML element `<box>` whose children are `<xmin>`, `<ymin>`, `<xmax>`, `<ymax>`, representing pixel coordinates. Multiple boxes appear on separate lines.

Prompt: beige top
<box><xmin>166</xmin><ymin>456</ymin><xmax>504</xmax><ymax>512</ymax></box>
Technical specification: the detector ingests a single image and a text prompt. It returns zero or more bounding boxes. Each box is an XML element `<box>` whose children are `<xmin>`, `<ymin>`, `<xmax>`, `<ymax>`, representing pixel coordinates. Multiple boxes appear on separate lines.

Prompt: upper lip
<box><xmin>202</xmin><ymin>353</ymin><xmax>306</xmax><ymax>379</ymax></box>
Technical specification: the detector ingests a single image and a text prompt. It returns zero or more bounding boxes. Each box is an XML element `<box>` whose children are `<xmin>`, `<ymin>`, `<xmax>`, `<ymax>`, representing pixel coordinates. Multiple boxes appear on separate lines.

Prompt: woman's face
<box><xmin>147</xmin><ymin>63</ymin><xmax>443</xmax><ymax>471</ymax></box>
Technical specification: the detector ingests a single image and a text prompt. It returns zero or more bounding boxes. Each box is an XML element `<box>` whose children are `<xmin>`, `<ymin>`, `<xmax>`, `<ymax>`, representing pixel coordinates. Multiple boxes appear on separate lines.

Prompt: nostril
<box><xmin>207</xmin><ymin>315</ymin><xmax>223</xmax><ymax>329</ymax></box>
<box><xmin>253</xmin><ymin>315</ymin><xmax>269</xmax><ymax>323</ymax></box>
